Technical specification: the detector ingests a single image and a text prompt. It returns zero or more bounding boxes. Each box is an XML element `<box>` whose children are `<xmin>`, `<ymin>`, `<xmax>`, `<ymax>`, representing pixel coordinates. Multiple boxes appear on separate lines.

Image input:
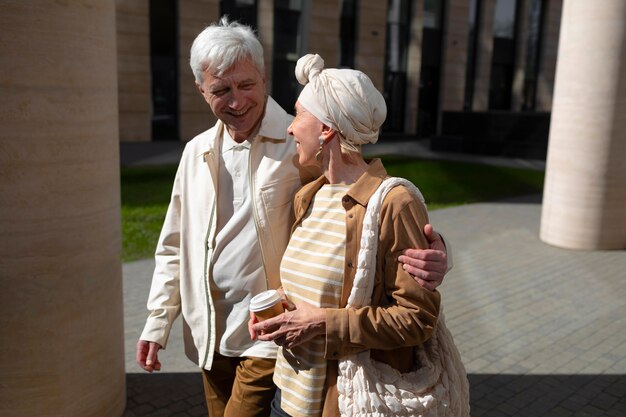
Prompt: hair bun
<box><xmin>295</xmin><ymin>54</ymin><xmax>325</xmax><ymax>86</ymax></box>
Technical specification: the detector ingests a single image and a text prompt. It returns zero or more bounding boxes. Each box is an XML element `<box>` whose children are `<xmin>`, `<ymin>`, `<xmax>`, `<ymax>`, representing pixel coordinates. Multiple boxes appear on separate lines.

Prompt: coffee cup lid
<box><xmin>249</xmin><ymin>290</ymin><xmax>281</xmax><ymax>312</ymax></box>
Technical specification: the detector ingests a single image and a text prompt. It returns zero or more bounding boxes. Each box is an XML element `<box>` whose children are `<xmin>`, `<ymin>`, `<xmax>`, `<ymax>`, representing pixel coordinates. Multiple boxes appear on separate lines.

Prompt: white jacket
<box><xmin>140</xmin><ymin>97</ymin><xmax>312</xmax><ymax>370</ymax></box>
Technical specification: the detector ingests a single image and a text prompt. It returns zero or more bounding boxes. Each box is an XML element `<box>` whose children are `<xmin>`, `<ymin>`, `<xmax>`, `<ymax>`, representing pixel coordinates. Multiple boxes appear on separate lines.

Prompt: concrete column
<box><xmin>472</xmin><ymin>0</ymin><xmax>496</xmax><ymax>111</ymax></box>
<box><xmin>178</xmin><ymin>0</ymin><xmax>220</xmax><ymax>141</ymax></box>
<box><xmin>440</xmin><ymin>0</ymin><xmax>471</xmax><ymax>112</ymax></box>
<box><xmin>307</xmin><ymin>0</ymin><xmax>341</xmax><ymax>68</ymax></box>
<box><xmin>0</xmin><ymin>1</ymin><xmax>125</xmax><ymax>416</ymax></box>
<box><xmin>258</xmin><ymin>0</ymin><xmax>275</xmax><ymax>95</ymax></box>
<box><xmin>116</xmin><ymin>0</ymin><xmax>151</xmax><ymax>141</ymax></box>
<box><xmin>355</xmin><ymin>1</ymin><xmax>388</xmax><ymax>91</ymax></box>
<box><xmin>540</xmin><ymin>0</ymin><xmax>626</xmax><ymax>250</ymax></box>
<box><xmin>405</xmin><ymin>0</ymin><xmax>425</xmax><ymax>134</ymax></box>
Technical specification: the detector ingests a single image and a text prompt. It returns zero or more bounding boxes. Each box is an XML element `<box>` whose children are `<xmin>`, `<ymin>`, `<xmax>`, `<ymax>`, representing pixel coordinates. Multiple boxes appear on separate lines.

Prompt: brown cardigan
<box><xmin>290</xmin><ymin>159</ymin><xmax>441</xmax><ymax>416</ymax></box>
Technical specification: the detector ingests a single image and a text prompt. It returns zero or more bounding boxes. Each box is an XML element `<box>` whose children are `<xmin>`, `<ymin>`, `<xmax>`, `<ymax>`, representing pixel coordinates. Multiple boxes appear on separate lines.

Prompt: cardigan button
<box><xmin>348</xmin><ymin>262</ymin><xmax>353</xmax><ymax>268</ymax></box>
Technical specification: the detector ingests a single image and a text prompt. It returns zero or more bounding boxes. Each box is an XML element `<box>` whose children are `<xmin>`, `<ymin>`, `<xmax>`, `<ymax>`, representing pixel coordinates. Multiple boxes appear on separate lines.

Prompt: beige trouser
<box><xmin>201</xmin><ymin>352</ymin><xmax>276</xmax><ymax>417</ymax></box>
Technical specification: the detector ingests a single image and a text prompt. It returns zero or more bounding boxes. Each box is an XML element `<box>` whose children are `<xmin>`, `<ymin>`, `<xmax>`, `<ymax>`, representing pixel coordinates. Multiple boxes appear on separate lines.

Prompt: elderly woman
<box><xmin>248</xmin><ymin>54</ymin><xmax>464</xmax><ymax>417</ymax></box>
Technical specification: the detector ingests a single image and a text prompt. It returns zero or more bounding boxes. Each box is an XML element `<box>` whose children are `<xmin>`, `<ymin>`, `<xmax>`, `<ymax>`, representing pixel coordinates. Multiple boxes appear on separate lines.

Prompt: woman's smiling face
<box><xmin>288</xmin><ymin>101</ymin><xmax>325</xmax><ymax>167</ymax></box>
<box><xmin>197</xmin><ymin>58</ymin><xmax>266</xmax><ymax>142</ymax></box>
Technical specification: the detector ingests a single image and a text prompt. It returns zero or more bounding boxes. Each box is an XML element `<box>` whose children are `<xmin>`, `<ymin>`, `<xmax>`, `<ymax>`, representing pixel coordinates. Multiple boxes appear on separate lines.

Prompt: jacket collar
<box><xmin>296</xmin><ymin>158</ymin><xmax>388</xmax><ymax>216</ymax></box>
<box><xmin>197</xmin><ymin>96</ymin><xmax>289</xmax><ymax>157</ymax></box>
<box><xmin>346</xmin><ymin>158</ymin><xmax>388</xmax><ymax>207</ymax></box>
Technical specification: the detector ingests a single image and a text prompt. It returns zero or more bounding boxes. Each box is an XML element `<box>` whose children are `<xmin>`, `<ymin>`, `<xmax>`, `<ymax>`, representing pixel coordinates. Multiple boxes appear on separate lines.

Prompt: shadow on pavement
<box><xmin>124</xmin><ymin>373</ymin><xmax>626</xmax><ymax>416</ymax></box>
<box><xmin>469</xmin><ymin>374</ymin><xmax>626</xmax><ymax>417</ymax></box>
<box><xmin>124</xmin><ymin>373</ymin><xmax>206</xmax><ymax>417</ymax></box>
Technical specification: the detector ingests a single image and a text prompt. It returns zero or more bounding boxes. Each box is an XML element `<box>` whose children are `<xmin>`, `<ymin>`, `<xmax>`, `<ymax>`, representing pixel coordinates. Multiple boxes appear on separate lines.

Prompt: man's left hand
<box><xmin>398</xmin><ymin>224</ymin><xmax>448</xmax><ymax>291</ymax></box>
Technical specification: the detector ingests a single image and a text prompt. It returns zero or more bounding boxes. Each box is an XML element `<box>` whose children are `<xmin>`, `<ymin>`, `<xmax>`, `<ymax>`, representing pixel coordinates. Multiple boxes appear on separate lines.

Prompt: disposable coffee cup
<box><xmin>250</xmin><ymin>290</ymin><xmax>284</xmax><ymax>321</ymax></box>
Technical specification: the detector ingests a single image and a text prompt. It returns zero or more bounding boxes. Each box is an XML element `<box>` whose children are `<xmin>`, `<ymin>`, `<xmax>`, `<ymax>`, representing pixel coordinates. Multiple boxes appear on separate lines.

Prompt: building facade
<box><xmin>117</xmin><ymin>0</ymin><xmax>562</xmax><ymax>159</ymax></box>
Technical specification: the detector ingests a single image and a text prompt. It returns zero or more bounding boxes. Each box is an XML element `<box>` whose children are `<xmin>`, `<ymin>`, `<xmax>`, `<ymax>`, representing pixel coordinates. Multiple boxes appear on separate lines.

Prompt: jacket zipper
<box><xmin>201</xmin><ymin>151</ymin><xmax>218</xmax><ymax>369</ymax></box>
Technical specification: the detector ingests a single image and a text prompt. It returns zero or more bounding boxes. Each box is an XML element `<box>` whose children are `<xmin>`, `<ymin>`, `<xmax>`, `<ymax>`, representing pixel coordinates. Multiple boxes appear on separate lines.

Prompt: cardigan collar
<box><xmin>295</xmin><ymin>158</ymin><xmax>388</xmax><ymax>221</ymax></box>
<box><xmin>345</xmin><ymin>158</ymin><xmax>388</xmax><ymax>207</ymax></box>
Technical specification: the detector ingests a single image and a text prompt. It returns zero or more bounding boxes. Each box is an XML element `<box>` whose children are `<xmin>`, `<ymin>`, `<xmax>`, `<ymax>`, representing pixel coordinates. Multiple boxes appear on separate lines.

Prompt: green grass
<box><xmin>120</xmin><ymin>158</ymin><xmax>544</xmax><ymax>261</ymax></box>
<box><xmin>382</xmin><ymin>157</ymin><xmax>545</xmax><ymax>210</ymax></box>
<box><xmin>121</xmin><ymin>165</ymin><xmax>178</xmax><ymax>262</ymax></box>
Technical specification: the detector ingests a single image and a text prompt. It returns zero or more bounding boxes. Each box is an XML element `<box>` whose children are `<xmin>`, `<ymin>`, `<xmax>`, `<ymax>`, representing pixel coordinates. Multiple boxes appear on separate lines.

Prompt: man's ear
<box><xmin>196</xmin><ymin>81</ymin><xmax>211</xmax><ymax>105</ymax></box>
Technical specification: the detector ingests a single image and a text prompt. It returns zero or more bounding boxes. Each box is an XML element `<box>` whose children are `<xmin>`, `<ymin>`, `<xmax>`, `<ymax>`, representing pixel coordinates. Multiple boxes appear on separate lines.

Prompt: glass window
<box><xmin>489</xmin><ymin>0</ymin><xmax>518</xmax><ymax>110</ymax></box>
<box><xmin>386</xmin><ymin>0</ymin><xmax>410</xmax><ymax>73</ymax></box>
<box><xmin>522</xmin><ymin>0</ymin><xmax>545</xmax><ymax>110</ymax></box>
<box><xmin>220</xmin><ymin>0</ymin><xmax>258</xmax><ymax>28</ymax></box>
<box><xmin>423</xmin><ymin>0</ymin><xmax>443</xmax><ymax>29</ymax></box>
<box><xmin>417</xmin><ymin>0</ymin><xmax>444</xmax><ymax>137</ymax></box>
<box><xmin>493</xmin><ymin>0</ymin><xmax>517</xmax><ymax>38</ymax></box>
<box><xmin>272</xmin><ymin>0</ymin><xmax>304</xmax><ymax>111</ymax></box>
<box><xmin>150</xmin><ymin>0</ymin><xmax>179</xmax><ymax>140</ymax></box>
<box><xmin>339</xmin><ymin>0</ymin><xmax>358</xmax><ymax>68</ymax></box>
<box><xmin>383</xmin><ymin>0</ymin><xmax>412</xmax><ymax>132</ymax></box>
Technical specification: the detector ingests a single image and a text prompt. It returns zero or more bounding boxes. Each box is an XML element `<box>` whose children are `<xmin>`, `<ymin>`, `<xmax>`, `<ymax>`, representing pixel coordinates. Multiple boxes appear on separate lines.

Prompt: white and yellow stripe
<box><xmin>274</xmin><ymin>184</ymin><xmax>348</xmax><ymax>417</ymax></box>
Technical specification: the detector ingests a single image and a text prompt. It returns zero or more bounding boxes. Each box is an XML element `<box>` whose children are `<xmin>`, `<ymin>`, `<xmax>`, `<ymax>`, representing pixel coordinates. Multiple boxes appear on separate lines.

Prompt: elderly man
<box><xmin>136</xmin><ymin>17</ymin><xmax>449</xmax><ymax>417</ymax></box>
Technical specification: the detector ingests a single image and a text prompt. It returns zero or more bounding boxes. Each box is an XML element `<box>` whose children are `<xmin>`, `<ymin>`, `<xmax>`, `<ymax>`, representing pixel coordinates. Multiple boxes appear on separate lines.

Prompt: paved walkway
<box><xmin>121</xmin><ymin>141</ymin><xmax>625</xmax><ymax>416</ymax></box>
<box><xmin>120</xmin><ymin>138</ymin><xmax>547</xmax><ymax>171</ymax></box>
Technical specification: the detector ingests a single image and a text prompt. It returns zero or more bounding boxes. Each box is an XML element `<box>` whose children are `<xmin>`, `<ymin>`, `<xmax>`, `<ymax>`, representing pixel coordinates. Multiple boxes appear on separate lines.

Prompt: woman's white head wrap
<box><xmin>295</xmin><ymin>54</ymin><xmax>387</xmax><ymax>152</ymax></box>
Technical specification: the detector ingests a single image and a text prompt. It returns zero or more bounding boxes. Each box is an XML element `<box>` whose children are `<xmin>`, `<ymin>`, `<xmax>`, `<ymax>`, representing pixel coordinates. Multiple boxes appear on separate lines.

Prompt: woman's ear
<box><xmin>320</xmin><ymin>124</ymin><xmax>337</xmax><ymax>141</ymax></box>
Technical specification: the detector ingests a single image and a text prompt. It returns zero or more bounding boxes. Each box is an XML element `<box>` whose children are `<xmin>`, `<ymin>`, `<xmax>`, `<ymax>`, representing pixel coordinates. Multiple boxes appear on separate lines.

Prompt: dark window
<box><xmin>522</xmin><ymin>0</ymin><xmax>545</xmax><ymax>110</ymax></box>
<box><xmin>272</xmin><ymin>0</ymin><xmax>303</xmax><ymax>111</ymax></box>
<box><xmin>464</xmin><ymin>0</ymin><xmax>482</xmax><ymax>110</ymax></box>
<box><xmin>489</xmin><ymin>0</ymin><xmax>518</xmax><ymax>110</ymax></box>
<box><xmin>383</xmin><ymin>0</ymin><xmax>412</xmax><ymax>133</ymax></box>
<box><xmin>150</xmin><ymin>0</ymin><xmax>179</xmax><ymax>140</ymax></box>
<box><xmin>417</xmin><ymin>0</ymin><xmax>445</xmax><ymax>137</ymax></box>
<box><xmin>220</xmin><ymin>0</ymin><xmax>258</xmax><ymax>28</ymax></box>
<box><xmin>339</xmin><ymin>0</ymin><xmax>358</xmax><ymax>68</ymax></box>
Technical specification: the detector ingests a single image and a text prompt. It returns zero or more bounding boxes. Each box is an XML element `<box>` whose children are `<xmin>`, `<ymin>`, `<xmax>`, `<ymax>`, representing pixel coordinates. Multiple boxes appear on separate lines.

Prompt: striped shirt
<box><xmin>274</xmin><ymin>184</ymin><xmax>349</xmax><ymax>417</ymax></box>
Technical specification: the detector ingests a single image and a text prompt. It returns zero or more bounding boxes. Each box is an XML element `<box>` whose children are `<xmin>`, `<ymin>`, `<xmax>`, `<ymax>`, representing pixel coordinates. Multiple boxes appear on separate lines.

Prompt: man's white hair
<box><xmin>189</xmin><ymin>16</ymin><xmax>265</xmax><ymax>84</ymax></box>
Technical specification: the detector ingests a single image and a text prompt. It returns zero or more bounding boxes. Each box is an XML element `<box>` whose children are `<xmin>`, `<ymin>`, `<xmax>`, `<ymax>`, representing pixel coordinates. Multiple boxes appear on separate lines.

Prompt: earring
<box><xmin>315</xmin><ymin>137</ymin><xmax>324</xmax><ymax>162</ymax></box>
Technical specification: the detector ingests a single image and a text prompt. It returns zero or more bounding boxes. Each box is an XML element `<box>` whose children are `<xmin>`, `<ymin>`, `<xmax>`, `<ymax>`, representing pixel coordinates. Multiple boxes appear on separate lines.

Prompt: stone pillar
<box><xmin>0</xmin><ymin>1</ymin><xmax>126</xmax><ymax>416</ymax></box>
<box><xmin>355</xmin><ymin>1</ymin><xmax>388</xmax><ymax>91</ymax></box>
<box><xmin>440</xmin><ymin>0</ymin><xmax>471</xmax><ymax>113</ymax></box>
<box><xmin>472</xmin><ymin>0</ymin><xmax>496</xmax><ymax>111</ymax></box>
<box><xmin>258</xmin><ymin>0</ymin><xmax>275</xmax><ymax>94</ymax></box>
<box><xmin>307</xmin><ymin>0</ymin><xmax>341</xmax><ymax>68</ymax></box>
<box><xmin>540</xmin><ymin>0</ymin><xmax>626</xmax><ymax>250</ymax></box>
<box><xmin>178</xmin><ymin>0</ymin><xmax>220</xmax><ymax>141</ymax></box>
<box><xmin>405</xmin><ymin>0</ymin><xmax>425</xmax><ymax>134</ymax></box>
<box><xmin>116</xmin><ymin>0</ymin><xmax>152</xmax><ymax>141</ymax></box>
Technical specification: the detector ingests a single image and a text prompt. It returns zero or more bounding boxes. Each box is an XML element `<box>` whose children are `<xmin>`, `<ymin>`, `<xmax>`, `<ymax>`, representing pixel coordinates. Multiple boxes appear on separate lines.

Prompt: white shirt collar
<box><xmin>197</xmin><ymin>96</ymin><xmax>292</xmax><ymax>157</ymax></box>
<box><xmin>222</xmin><ymin>128</ymin><xmax>252</xmax><ymax>154</ymax></box>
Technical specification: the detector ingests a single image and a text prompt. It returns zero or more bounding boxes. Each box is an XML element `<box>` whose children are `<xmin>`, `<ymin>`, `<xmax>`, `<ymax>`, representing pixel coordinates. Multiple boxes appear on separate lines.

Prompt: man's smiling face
<box><xmin>197</xmin><ymin>57</ymin><xmax>266</xmax><ymax>142</ymax></box>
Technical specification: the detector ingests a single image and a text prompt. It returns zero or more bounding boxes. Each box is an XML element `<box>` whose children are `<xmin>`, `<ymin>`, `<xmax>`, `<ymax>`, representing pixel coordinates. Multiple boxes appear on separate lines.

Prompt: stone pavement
<box><xmin>121</xmin><ymin>141</ymin><xmax>625</xmax><ymax>416</ymax></box>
